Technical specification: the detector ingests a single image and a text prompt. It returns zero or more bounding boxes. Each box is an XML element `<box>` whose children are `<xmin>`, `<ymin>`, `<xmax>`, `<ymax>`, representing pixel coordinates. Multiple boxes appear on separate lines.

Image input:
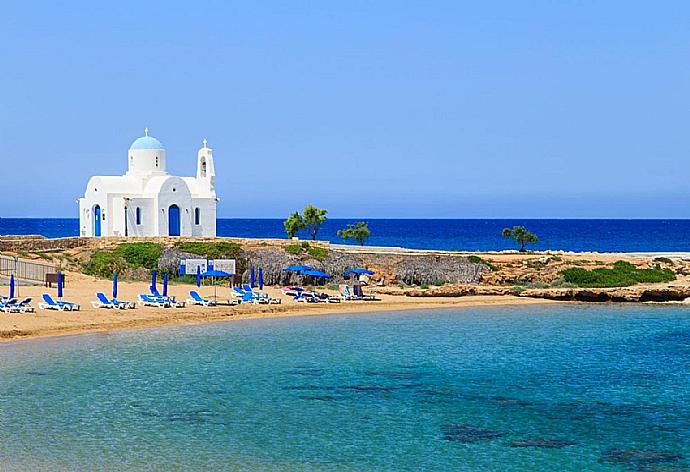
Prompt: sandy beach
<box><xmin>0</xmin><ymin>271</ymin><xmax>550</xmax><ymax>343</ymax></box>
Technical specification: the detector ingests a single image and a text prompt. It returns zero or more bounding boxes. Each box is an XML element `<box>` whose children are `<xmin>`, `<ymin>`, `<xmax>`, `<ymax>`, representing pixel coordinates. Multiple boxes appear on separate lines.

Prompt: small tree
<box><xmin>337</xmin><ymin>221</ymin><xmax>371</xmax><ymax>246</ymax></box>
<box><xmin>502</xmin><ymin>226</ymin><xmax>538</xmax><ymax>252</ymax></box>
<box><xmin>302</xmin><ymin>205</ymin><xmax>328</xmax><ymax>240</ymax></box>
<box><xmin>283</xmin><ymin>212</ymin><xmax>305</xmax><ymax>239</ymax></box>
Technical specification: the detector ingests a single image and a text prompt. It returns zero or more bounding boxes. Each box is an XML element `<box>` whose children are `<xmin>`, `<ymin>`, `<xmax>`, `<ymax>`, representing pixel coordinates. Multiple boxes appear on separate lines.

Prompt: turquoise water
<box><xmin>1</xmin><ymin>305</ymin><xmax>689</xmax><ymax>471</ymax></box>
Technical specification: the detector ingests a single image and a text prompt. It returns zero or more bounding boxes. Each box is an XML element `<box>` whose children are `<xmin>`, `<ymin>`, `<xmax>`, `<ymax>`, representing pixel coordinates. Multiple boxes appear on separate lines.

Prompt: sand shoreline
<box><xmin>0</xmin><ymin>282</ymin><xmax>551</xmax><ymax>344</ymax></box>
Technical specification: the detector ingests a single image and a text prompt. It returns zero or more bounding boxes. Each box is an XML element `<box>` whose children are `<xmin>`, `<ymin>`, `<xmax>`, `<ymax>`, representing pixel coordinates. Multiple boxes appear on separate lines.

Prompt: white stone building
<box><xmin>78</xmin><ymin>130</ymin><xmax>218</xmax><ymax>237</ymax></box>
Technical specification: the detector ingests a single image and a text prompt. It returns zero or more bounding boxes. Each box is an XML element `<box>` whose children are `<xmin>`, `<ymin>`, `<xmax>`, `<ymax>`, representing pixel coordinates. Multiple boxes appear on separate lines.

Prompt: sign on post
<box><xmin>209</xmin><ymin>259</ymin><xmax>236</xmax><ymax>275</ymax></box>
<box><xmin>180</xmin><ymin>259</ymin><xmax>208</xmax><ymax>275</ymax></box>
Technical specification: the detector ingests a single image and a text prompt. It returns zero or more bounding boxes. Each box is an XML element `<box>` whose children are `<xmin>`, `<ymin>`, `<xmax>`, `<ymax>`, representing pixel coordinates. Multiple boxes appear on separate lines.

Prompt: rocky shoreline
<box><xmin>403</xmin><ymin>284</ymin><xmax>690</xmax><ymax>303</ymax></box>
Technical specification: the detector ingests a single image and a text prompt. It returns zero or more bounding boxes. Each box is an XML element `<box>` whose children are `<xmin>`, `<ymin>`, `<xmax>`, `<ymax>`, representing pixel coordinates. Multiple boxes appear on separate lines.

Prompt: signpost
<box><xmin>180</xmin><ymin>259</ymin><xmax>235</xmax><ymax>276</ymax></box>
<box><xmin>179</xmin><ymin>258</ymin><xmax>208</xmax><ymax>276</ymax></box>
<box><xmin>209</xmin><ymin>259</ymin><xmax>236</xmax><ymax>275</ymax></box>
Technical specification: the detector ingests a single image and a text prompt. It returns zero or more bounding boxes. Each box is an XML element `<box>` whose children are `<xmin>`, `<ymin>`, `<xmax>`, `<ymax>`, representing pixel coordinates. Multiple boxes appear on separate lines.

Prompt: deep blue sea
<box><xmin>1</xmin><ymin>305</ymin><xmax>689</xmax><ymax>471</ymax></box>
<box><xmin>2</xmin><ymin>218</ymin><xmax>690</xmax><ymax>252</ymax></box>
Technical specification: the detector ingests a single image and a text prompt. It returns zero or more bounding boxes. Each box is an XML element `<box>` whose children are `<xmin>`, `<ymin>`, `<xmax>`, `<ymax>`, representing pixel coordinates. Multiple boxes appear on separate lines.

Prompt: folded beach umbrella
<box><xmin>258</xmin><ymin>268</ymin><xmax>264</xmax><ymax>290</ymax></box>
<box><xmin>282</xmin><ymin>265</ymin><xmax>313</xmax><ymax>273</ymax></box>
<box><xmin>250</xmin><ymin>266</ymin><xmax>255</xmax><ymax>288</ymax></box>
<box><xmin>163</xmin><ymin>273</ymin><xmax>168</xmax><ymax>297</ymax></box>
<box><xmin>57</xmin><ymin>272</ymin><xmax>63</xmax><ymax>298</ymax></box>
<box><xmin>196</xmin><ymin>265</ymin><xmax>201</xmax><ymax>288</ymax></box>
<box><xmin>343</xmin><ymin>268</ymin><xmax>375</xmax><ymax>276</ymax></box>
<box><xmin>112</xmin><ymin>273</ymin><xmax>118</xmax><ymax>299</ymax></box>
<box><xmin>151</xmin><ymin>270</ymin><xmax>157</xmax><ymax>293</ymax></box>
<box><xmin>9</xmin><ymin>274</ymin><xmax>14</xmax><ymax>299</ymax></box>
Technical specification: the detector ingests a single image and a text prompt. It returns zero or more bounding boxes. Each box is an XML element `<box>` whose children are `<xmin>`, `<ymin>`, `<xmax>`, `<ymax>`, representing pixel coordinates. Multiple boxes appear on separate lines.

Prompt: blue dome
<box><xmin>129</xmin><ymin>135</ymin><xmax>164</xmax><ymax>150</ymax></box>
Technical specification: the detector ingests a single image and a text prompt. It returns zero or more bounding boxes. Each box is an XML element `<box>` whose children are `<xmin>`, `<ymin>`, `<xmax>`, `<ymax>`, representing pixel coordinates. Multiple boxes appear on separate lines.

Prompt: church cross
<box><xmin>202</xmin><ymin>138</ymin><xmax>208</xmax><ymax>148</ymax></box>
<box><xmin>144</xmin><ymin>127</ymin><xmax>149</xmax><ymax>136</ymax></box>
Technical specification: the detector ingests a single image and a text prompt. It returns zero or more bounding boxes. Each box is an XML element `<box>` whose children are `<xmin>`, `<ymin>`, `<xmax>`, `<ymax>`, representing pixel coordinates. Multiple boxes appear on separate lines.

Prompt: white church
<box><xmin>78</xmin><ymin>130</ymin><xmax>218</xmax><ymax>237</ymax></box>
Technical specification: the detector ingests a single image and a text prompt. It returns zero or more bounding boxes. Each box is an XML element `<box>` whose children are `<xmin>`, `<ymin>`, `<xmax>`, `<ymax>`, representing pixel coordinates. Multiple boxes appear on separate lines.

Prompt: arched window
<box><xmin>194</xmin><ymin>207</ymin><xmax>200</xmax><ymax>225</ymax></box>
<box><xmin>136</xmin><ymin>207</ymin><xmax>142</xmax><ymax>225</ymax></box>
<box><xmin>155</xmin><ymin>156</ymin><xmax>159</xmax><ymax>168</ymax></box>
<box><xmin>201</xmin><ymin>159</ymin><xmax>207</xmax><ymax>177</ymax></box>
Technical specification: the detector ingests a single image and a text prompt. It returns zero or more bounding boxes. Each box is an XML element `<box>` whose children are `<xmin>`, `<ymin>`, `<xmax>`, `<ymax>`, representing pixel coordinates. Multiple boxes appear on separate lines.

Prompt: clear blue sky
<box><xmin>1</xmin><ymin>1</ymin><xmax>689</xmax><ymax>218</ymax></box>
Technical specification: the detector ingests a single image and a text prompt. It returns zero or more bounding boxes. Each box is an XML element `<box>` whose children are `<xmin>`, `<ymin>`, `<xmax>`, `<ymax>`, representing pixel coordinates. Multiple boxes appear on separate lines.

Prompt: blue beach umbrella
<box><xmin>57</xmin><ymin>272</ymin><xmax>63</xmax><ymax>298</ymax></box>
<box><xmin>201</xmin><ymin>270</ymin><xmax>232</xmax><ymax>277</ymax></box>
<box><xmin>258</xmin><ymin>267</ymin><xmax>264</xmax><ymax>290</ymax></box>
<box><xmin>9</xmin><ymin>274</ymin><xmax>14</xmax><ymax>299</ymax></box>
<box><xmin>201</xmin><ymin>270</ymin><xmax>232</xmax><ymax>300</ymax></box>
<box><xmin>163</xmin><ymin>273</ymin><xmax>168</xmax><ymax>297</ymax></box>
<box><xmin>196</xmin><ymin>265</ymin><xmax>201</xmax><ymax>288</ymax></box>
<box><xmin>112</xmin><ymin>273</ymin><xmax>118</xmax><ymax>299</ymax></box>
<box><xmin>344</xmin><ymin>268</ymin><xmax>375</xmax><ymax>276</ymax></box>
<box><xmin>303</xmin><ymin>269</ymin><xmax>332</xmax><ymax>279</ymax></box>
<box><xmin>250</xmin><ymin>266</ymin><xmax>255</xmax><ymax>288</ymax></box>
<box><xmin>282</xmin><ymin>265</ymin><xmax>312</xmax><ymax>273</ymax></box>
<box><xmin>151</xmin><ymin>270</ymin><xmax>157</xmax><ymax>293</ymax></box>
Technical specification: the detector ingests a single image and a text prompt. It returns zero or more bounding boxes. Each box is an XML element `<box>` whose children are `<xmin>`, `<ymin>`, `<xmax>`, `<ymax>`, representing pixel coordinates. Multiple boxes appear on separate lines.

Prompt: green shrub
<box><xmin>510</xmin><ymin>285</ymin><xmax>525</xmax><ymax>294</ymax></box>
<box><xmin>307</xmin><ymin>246</ymin><xmax>328</xmax><ymax>262</ymax></box>
<box><xmin>420</xmin><ymin>283</ymin><xmax>429</xmax><ymax>289</ymax></box>
<box><xmin>433</xmin><ymin>279</ymin><xmax>446</xmax><ymax>286</ymax></box>
<box><xmin>560</xmin><ymin>260</ymin><xmax>675</xmax><ymax>288</ymax></box>
<box><xmin>115</xmin><ymin>243</ymin><xmax>162</xmax><ymax>269</ymax></box>
<box><xmin>173</xmin><ymin>275</ymin><xmax>197</xmax><ymax>284</ymax></box>
<box><xmin>550</xmin><ymin>255</ymin><xmax>562</xmax><ymax>262</ymax></box>
<box><xmin>284</xmin><ymin>244</ymin><xmax>303</xmax><ymax>255</ymax></box>
<box><xmin>82</xmin><ymin>251</ymin><xmax>129</xmax><ymax>278</ymax></box>
<box><xmin>550</xmin><ymin>278</ymin><xmax>578</xmax><ymax>288</ymax></box>
<box><xmin>175</xmin><ymin>241</ymin><xmax>241</xmax><ymax>259</ymax></box>
<box><xmin>301</xmin><ymin>241</ymin><xmax>311</xmax><ymax>250</ymax></box>
<box><xmin>467</xmin><ymin>255</ymin><xmax>498</xmax><ymax>271</ymax></box>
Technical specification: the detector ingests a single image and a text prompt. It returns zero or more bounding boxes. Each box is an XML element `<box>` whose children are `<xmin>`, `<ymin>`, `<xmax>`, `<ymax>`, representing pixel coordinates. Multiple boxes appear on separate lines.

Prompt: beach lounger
<box><xmin>186</xmin><ymin>290</ymin><xmax>216</xmax><ymax>307</ymax></box>
<box><xmin>344</xmin><ymin>285</ymin><xmax>379</xmax><ymax>301</ymax></box>
<box><xmin>111</xmin><ymin>298</ymin><xmax>136</xmax><ymax>309</ymax></box>
<box><xmin>281</xmin><ymin>286</ymin><xmax>303</xmax><ymax>296</ymax></box>
<box><xmin>234</xmin><ymin>287</ymin><xmax>270</xmax><ymax>304</ymax></box>
<box><xmin>0</xmin><ymin>298</ymin><xmax>20</xmax><ymax>313</ymax></box>
<box><xmin>38</xmin><ymin>294</ymin><xmax>80</xmax><ymax>311</ymax></box>
<box><xmin>91</xmin><ymin>292</ymin><xmax>134</xmax><ymax>310</ymax></box>
<box><xmin>92</xmin><ymin>292</ymin><xmax>117</xmax><ymax>309</ymax></box>
<box><xmin>11</xmin><ymin>298</ymin><xmax>35</xmax><ymax>313</ymax></box>
<box><xmin>138</xmin><ymin>294</ymin><xmax>171</xmax><ymax>308</ymax></box>
<box><xmin>242</xmin><ymin>285</ymin><xmax>282</xmax><ymax>304</ymax></box>
<box><xmin>151</xmin><ymin>289</ymin><xmax>186</xmax><ymax>308</ymax></box>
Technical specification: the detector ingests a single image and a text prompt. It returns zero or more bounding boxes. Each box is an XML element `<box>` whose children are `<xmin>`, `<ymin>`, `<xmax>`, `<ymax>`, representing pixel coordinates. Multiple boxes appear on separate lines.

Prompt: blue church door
<box><xmin>93</xmin><ymin>205</ymin><xmax>102</xmax><ymax>237</ymax></box>
<box><xmin>168</xmin><ymin>205</ymin><xmax>181</xmax><ymax>236</ymax></box>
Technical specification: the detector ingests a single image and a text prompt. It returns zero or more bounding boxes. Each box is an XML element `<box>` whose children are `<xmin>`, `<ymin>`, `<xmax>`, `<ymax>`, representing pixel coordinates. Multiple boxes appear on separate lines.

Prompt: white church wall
<box><xmin>109</xmin><ymin>196</ymin><xmax>125</xmax><ymax>237</ymax></box>
<box><xmin>156</xmin><ymin>177</ymin><xmax>193</xmax><ymax>237</ymax></box>
<box><xmin>126</xmin><ymin>198</ymin><xmax>156</xmax><ymax>236</ymax></box>
<box><xmin>127</xmin><ymin>148</ymin><xmax>167</xmax><ymax>175</ymax></box>
<box><xmin>190</xmin><ymin>198</ymin><xmax>217</xmax><ymax>237</ymax></box>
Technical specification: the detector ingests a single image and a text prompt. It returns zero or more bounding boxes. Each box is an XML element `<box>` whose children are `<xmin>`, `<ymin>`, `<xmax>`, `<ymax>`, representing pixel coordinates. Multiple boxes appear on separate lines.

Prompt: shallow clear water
<box><xmin>0</xmin><ymin>305</ymin><xmax>689</xmax><ymax>471</ymax></box>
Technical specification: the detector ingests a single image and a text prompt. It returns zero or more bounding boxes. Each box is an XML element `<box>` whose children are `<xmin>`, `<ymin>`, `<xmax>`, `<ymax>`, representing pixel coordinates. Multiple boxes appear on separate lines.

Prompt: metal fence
<box><xmin>0</xmin><ymin>254</ymin><xmax>57</xmax><ymax>283</ymax></box>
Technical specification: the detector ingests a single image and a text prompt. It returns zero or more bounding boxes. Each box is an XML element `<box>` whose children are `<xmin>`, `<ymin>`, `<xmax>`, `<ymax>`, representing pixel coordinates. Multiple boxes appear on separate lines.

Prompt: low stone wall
<box><xmin>0</xmin><ymin>237</ymin><xmax>88</xmax><ymax>252</ymax></box>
